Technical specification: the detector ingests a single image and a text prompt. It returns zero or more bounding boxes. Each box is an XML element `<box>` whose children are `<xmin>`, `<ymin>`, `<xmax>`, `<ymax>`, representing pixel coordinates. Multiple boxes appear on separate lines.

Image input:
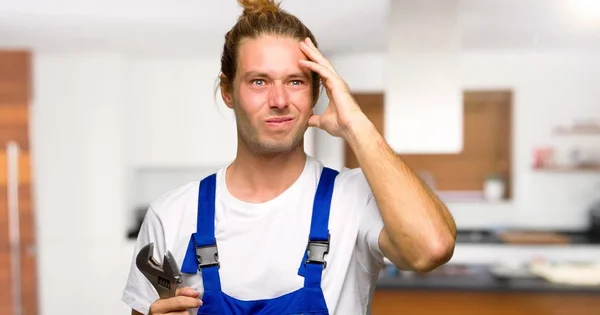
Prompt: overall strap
<box><xmin>181</xmin><ymin>174</ymin><xmax>222</xmax><ymax>292</ymax></box>
<box><xmin>301</xmin><ymin>167</ymin><xmax>339</xmax><ymax>288</ymax></box>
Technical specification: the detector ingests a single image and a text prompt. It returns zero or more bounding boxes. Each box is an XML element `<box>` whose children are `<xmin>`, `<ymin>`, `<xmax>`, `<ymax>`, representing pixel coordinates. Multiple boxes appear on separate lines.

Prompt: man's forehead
<box><xmin>237</xmin><ymin>35</ymin><xmax>309</xmax><ymax>75</ymax></box>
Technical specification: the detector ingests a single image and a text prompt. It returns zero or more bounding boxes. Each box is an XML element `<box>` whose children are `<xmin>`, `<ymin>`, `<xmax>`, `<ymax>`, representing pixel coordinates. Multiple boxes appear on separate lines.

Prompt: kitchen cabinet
<box><xmin>385</xmin><ymin>0</ymin><xmax>463</xmax><ymax>154</ymax></box>
<box><xmin>0</xmin><ymin>50</ymin><xmax>38</xmax><ymax>315</ymax></box>
<box><xmin>373</xmin><ymin>263</ymin><xmax>600</xmax><ymax>315</ymax></box>
<box><xmin>347</xmin><ymin>91</ymin><xmax>513</xmax><ymax>199</ymax></box>
<box><xmin>372</xmin><ymin>290</ymin><xmax>600</xmax><ymax>315</ymax></box>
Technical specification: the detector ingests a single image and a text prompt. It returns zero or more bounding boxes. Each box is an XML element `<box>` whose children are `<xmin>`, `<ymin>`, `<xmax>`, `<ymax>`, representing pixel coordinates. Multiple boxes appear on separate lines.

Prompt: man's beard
<box><xmin>233</xmin><ymin>105</ymin><xmax>306</xmax><ymax>156</ymax></box>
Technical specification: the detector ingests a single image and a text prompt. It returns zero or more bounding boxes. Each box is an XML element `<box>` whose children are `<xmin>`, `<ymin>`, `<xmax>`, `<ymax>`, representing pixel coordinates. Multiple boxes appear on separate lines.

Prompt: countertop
<box><xmin>376</xmin><ymin>264</ymin><xmax>600</xmax><ymax>294</ymax></box>
<box><xmin>129</xmin><ymin>228</ymin><xmax>600</xmax><ymax>245</ymax></box>
<box><xmin>455</xmin><ymin>229</ymin><xmax>600</xmax><ymax>245</ymax></box>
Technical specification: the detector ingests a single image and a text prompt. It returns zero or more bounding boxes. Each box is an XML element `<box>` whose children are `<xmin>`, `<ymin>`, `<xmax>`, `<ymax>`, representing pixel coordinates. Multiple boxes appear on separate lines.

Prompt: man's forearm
<box><xmin>344</xmin><ymin>114</ymin><xmax>456</xmax><ymax>271</ymax></box>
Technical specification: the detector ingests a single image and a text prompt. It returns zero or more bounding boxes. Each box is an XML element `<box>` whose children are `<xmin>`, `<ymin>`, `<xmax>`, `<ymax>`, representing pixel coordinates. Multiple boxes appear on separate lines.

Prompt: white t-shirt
<box><xmin>122</xmin><ymin>156</ymin><xmax>386</xmax><ymax>315</ymax></box>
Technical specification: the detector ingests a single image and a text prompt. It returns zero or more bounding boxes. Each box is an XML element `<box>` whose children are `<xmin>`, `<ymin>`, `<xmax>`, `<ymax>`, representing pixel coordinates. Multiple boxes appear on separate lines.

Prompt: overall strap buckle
<box><xmin>305</xmin><ymin>233</ymin><xmax>330</xmax><ymax>269</ymax></box>
<box><xmin>196</xmin><ymin>245</ymin><xmax>220</xmax><ymax>270</ymax></box>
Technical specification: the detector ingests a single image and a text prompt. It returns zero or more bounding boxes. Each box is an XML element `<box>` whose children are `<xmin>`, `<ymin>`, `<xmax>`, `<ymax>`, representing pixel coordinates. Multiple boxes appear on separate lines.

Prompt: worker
<box><xmin>122</xmin><ymin>0</ymin><xmax>457</xmax><ymax>314</ymax></box>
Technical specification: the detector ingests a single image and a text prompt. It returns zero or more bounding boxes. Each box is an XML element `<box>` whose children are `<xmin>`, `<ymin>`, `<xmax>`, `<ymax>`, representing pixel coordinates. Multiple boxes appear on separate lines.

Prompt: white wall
<box><xmin>31</xmin><ymin>53</ymin><xmax>130</xmax><ymax>314</ymax></box>
<box><xmin>318</xmin><ymin>51</ymin><xmax>600</xmax><ymax>231</ymax></box>
<box><xmin>127</xmin><ymin>56</ymin><xmax>237</xmax><ymax>167</ymax></box>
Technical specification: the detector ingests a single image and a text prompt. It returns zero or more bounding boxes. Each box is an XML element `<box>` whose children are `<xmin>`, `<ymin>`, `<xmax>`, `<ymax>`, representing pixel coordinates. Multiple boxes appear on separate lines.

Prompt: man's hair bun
<box><xmin>238</xmin><ymin>0</ymin><xmax>281</xmax><ymax>16</ymax></box>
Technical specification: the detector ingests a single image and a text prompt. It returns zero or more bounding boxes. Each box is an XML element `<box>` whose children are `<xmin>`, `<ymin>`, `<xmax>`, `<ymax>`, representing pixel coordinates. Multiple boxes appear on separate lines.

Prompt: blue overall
<box><xmin>180</xmin><ymin>167</ymin><xmax>339</xmax><ymax>315</ymax></box>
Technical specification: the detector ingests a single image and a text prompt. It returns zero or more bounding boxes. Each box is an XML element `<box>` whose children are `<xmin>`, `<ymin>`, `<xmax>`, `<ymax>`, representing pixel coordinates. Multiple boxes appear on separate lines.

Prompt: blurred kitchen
<box><xmin>1</xmin><ymin>0</ymin><xmax>600</xmax><ymax>314</ymax></box>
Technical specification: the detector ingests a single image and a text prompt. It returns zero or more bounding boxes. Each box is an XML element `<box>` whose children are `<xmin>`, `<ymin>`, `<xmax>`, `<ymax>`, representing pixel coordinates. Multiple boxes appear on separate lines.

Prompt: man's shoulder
<box><xmin>336</xmin><ymin>166</ymin><xmax>364</xmax><ymax>178</ymax></box>
<box><xmin>335</xmin><ymin>166</ymin><xmax>369</xmax><ymax>189</ymax></box>
<box><xmin>149</xmin><ymin>180</ymin><xmax>201</xmax><ymax>217</ymax></box>
<box><xmin>307</xmin><ymin>156</ymin><xmax>365</xmax><ymax>184</ymax></box>
<box><xmin>149</xmin><ymin>166</ymin><xmax>228</xmax><ymax>218</ymax></box>
<box><xmin>310</xmin><ymin>160</ymin><xmax>371</xmax><ymax>199</ymax></box>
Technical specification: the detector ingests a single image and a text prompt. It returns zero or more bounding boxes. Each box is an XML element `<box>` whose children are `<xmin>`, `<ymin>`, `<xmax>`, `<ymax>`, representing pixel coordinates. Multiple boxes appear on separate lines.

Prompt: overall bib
<box><xmin>181</xmin><ymin>167</ymin><xmax>339</xmax><ymax>315</ymax></box>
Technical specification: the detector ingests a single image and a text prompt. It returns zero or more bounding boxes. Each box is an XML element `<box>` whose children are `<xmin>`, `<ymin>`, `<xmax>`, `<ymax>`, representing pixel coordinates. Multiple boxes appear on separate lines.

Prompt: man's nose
<box><xmin>269</xmin><ymin>83</ymin><xmax>288</xmax><ymax>109</ymax></box>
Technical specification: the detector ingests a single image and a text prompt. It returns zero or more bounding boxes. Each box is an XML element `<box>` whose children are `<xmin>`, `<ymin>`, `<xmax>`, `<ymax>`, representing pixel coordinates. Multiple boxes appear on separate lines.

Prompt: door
<box><xmin>0</xmin><ymin>51</ymin><xmax>38</xmax><ymax>315</ymax></box>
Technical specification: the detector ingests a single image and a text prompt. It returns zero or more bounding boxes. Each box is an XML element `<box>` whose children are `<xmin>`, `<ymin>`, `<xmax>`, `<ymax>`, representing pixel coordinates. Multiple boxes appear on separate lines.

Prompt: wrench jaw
<box><xmin>163</xmin><ymin>251</ymin><xmax>183</xmax><ymax>283</ymax></box>
<box><xmin>136</xmin><ymin>243</ymin><xmax>182</xmax><ymax>299</ymax></box>
<box><xmin>136</xmin><ymin>243</ymin><xmax>162</xmax><ymax>274</ymax></box>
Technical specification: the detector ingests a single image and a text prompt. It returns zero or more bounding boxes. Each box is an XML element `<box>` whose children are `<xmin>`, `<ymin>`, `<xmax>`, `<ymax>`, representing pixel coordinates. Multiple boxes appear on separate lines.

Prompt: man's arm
<box><xmin>297</xmin><ymin>37</ymin><xmax>456</xmax><ymax>272</ymax></box>
<box><xmin>344</xmin><ymin>115</ymin><xmax>457</xmax><ymax>273</ymax></box>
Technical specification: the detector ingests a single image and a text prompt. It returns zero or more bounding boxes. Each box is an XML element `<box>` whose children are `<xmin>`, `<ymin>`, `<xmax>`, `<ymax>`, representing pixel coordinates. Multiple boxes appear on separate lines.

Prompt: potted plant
<box><xmin>483</xmin><ymin>173</ymin><xmax>505</xmax><ymax>201</ymax></box>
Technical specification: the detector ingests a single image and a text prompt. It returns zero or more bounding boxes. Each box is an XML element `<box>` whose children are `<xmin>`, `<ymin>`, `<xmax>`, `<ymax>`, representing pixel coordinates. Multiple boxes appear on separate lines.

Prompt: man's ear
<box><xmin>221</xmin><ymin>87</ymin><xmax>234</xmax><ymax>109</ymax></box>
<box><xmin>220</xmin><ymin>74</ymin><xmax>234</xmax><ymax>109</ymax></box>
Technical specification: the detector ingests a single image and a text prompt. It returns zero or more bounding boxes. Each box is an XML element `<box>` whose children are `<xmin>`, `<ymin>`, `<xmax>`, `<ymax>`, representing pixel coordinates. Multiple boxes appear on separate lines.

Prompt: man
<box><xmin>123</xmin><ymin>1</ymin><xmax>457</xmax><ymax>314</ymax></box>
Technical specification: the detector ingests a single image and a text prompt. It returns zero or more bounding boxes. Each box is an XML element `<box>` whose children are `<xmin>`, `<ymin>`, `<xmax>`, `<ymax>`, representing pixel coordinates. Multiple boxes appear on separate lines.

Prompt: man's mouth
<box><xmin>265</xmin><ymin>117</ymin><xmax>294</xmax><ymax>129</ymax></box>
<box><xmin>266</xmin><ymin>117</ymin><xmax>293</xmax><ymax>123</ymax></box>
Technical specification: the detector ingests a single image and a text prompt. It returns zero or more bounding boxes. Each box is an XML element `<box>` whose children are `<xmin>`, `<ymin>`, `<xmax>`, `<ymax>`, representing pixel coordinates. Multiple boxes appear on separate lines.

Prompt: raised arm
<box><xmin>298</xmin><ymin>37</ymin><xmax>456</xmax><ymax>273</ymax></box>
<box><xmin>345</xmin><ymin>118</ymin><xmax>456</xmax><ymax>272</ymax></box>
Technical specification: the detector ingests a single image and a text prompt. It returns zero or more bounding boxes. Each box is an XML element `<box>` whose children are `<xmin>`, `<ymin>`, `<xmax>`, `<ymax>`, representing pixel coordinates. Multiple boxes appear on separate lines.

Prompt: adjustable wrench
<box><xmin>136</xmin><ymin>243</ymin><xmax>182</xmax><ymax>299</ymax></box>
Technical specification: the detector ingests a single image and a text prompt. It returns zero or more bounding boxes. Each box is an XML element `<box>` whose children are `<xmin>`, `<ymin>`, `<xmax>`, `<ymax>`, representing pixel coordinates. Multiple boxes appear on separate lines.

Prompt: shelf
<box><xmin>553</xmin><ymin>126</ymin><xmax>600</xmax><ymax>136</ymax></box>
<box><xmin>533</xmin><ymin>165</ymin><xmax>600</xmax><ymax>172</ymax></box>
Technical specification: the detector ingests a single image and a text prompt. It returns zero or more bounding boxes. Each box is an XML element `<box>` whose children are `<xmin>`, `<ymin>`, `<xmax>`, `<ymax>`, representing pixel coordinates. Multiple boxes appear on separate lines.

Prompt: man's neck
<box><xmin>226</xmin><ymin>145</ymin><xmax>307</xmax><ymax>203</ymax></box>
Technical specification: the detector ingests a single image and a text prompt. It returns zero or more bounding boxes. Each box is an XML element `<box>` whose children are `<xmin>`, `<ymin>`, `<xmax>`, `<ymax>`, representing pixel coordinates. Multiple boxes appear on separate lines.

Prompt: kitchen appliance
<box><xmin>589</xmin><ymin>200</ymin><xmax>600</xmax><ymax>241</ymax></box>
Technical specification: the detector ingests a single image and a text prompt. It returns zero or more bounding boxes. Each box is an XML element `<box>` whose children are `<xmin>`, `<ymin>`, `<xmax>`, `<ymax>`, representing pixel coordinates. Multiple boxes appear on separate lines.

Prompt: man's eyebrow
<box><xmin>241</xmin><ymin>71</ymin><xmax>310</xmax><ymax>80</ymax></box>
<box><xmin>288</xmin><ymin>72</ymin><xmax>310</xmax><ymax>80</ymax></box>
<box><xmin>242</xmin><ymin>71</ymin><xmax>269</xmax><ymax>79</ymax></box>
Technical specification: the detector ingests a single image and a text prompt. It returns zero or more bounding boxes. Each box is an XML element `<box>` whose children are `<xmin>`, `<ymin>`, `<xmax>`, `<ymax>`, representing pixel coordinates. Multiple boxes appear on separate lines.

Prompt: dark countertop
<box><xmin>455</xmin><ymin>229</ymin><xmax>600</xmax><ymax>245</ymax></box>
<box><xmin>376</xmin><ymin>264</ymin><xmax>600</xmax><ymax>294</ymax></box>
<box><xmin>128</xmin><ymin>225</ymin><xmax>600</xmax><ymax>244</ymax></box>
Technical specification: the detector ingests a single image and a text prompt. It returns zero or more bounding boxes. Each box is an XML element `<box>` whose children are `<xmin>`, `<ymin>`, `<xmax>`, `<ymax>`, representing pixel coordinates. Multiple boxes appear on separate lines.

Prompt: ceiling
<box><xmin>0</xmin><ymin>0</ymin><xmax>390</xmax><ymax>55</ymax></box>
<box><xmin>0</xmin><ymin>0</ymin><xmax>599</xmax><ymax>55</ymax></box>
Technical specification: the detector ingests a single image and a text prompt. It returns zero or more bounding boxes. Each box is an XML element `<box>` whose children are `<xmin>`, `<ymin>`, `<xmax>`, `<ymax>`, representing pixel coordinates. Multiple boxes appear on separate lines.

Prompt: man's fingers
<box><xmin>171</xmin><ymin>296</ymin><xmax>202</xmax><ymax>310</ymax></box>
<box><xmin>149</xmin><ymin>288</ymin><xmax>202</xmax><ymax>315</ymax></box>
<box><xmin>308</xmin><ymin>114</ymin><xmax>321</xmax><ymax>129</ymax></box>
<box><xmin>299</xmin><ymin>60</ymin><xmax>341</xmax><ymax>92</ymax></box>
<box><xmin>306</xmin><ymin>37</ymin><xmax>337</xmax><ymax>73</ymax></box>
<box><xmin>176</xmin><ymin>287</ymin><xmax>200</xmax><ymax>298</ymax></box>
<box><xmin>300</xmin><ymin>38</ymin><xmax>337</xmax><ymax>74</ymax></box>
<box><xmin>150</xmin><ymin>296</ymin><xmax>203</xmax><ymax>314</ymax></box>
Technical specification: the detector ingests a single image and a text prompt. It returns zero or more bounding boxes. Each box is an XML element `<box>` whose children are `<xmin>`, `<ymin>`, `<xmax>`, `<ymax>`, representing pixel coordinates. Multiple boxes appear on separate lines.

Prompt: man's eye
<box><xmin>252</xmin><ymin>79</ymin><xmax>265</xmax><ymax>86</ymax></box>
<box><xmin>290</xmin><ymin>80</ymin><xmax>303</xmax><ymax>86</ymax></box>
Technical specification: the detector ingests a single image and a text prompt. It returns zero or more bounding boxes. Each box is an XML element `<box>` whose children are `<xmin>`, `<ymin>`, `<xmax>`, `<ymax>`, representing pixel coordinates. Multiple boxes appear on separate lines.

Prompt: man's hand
<box><xmin>298</xmin><ymin>37</ymin><xmax>366</xmax><ymax>141</ymax></box>
<box><xmin>145</xmin><ymin>287</ymin><xmax>202</xmax><ymax>315</ymax></box>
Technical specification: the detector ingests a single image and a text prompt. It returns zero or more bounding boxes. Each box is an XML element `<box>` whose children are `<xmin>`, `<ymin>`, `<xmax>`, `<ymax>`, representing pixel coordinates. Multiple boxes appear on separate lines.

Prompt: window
<box><xmin>344</xmin><ymin>91</ymin><xmax>512</xmax><ymax>200</ymax></box>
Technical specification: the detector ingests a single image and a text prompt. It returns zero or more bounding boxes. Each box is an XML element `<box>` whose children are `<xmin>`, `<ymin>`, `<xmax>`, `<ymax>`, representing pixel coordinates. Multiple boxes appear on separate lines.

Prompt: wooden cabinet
<box><xmin>0</xmin><ymin>50</ymin><xmax>38</xmax><ymax>315</ymax></box>
<box><xmin>346</xmin><ymin>91</ymin><xmax>513</xmax><ymax>198</ymax></box>
<box><xmin>0</xmin><ymin>51</ymin><xmax>31</xmax><ymax>103</ymax></box>
<box><xmin>371</xmin><ymin>290</ymin><xmax>600</xmax><ymax>315</ymax></box>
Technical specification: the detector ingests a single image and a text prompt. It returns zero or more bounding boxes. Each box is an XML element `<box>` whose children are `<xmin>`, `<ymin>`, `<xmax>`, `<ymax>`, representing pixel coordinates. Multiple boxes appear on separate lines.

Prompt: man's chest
<box><xmin>213</xmin><ymin>206</ymin><xmax>314</xmax><ymax>299</ymax></box>
<box><xmin>174</xmin><ymin>192</ymin><xmax>362</xmax><ymax>300</ymax></box>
